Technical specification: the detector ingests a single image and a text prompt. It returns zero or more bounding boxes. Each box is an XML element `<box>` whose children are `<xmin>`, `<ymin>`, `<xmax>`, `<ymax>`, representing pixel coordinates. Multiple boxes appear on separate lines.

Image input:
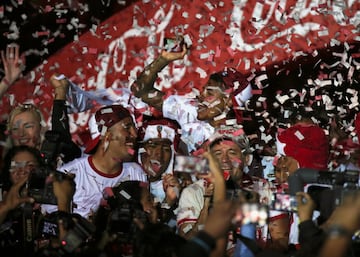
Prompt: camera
<box><xmin>26</xmin><ymin>167</ymin><xmax>67</xmax><ymax>205</ymax></box>
<box><xmin>90</xmin><ymin>182</ymin><xmax>150</xmax><ymax>257</ymax></box>
<box><xmin>40</xmin><ymin>130</ymin><xmax>61</xmax><ymax>167</ymax></box>
<box><xmin>38</xmin><ymin>212</ymin><xmax>95</xmax><ymax>255</ymax></box>
<box><xmin>40</xmin><ymin>130</ymin><xmax>82</xmax><ymax>167</ymax></box>
<box><xmin>288</xmin><ymin>168</ymin><xmax>359</xmax><ymax>219</ymax></box>
<box><xmin>107</xmin><ymin>204</ymin><xmax>147</xmax><ymax>242</ymax></box>
<box><xmin>100</xmin><ymin>181</ymin><xmax>149</xmax><ymax>243</ymax></box>
<box><xmin>60</xmin><ymin>214</ymin><xmax>96</xmax><ymax>253</ymax></box>
<box><xmin>174</xmin><ymin>155</ymin><xmax>209</xmax><ymax>174</ymax></box>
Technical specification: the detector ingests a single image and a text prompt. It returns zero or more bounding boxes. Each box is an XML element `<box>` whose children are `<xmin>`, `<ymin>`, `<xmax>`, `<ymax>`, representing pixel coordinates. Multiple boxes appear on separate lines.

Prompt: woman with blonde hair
<box><xmin>6</xmin><ymin>103</ymin><xmax>45</xmax><ymax>150</ymax></box>
<box><xmin>1</xmin><ymin>44</ymin><xmax>81</xmax><ymax>166</ymax></box>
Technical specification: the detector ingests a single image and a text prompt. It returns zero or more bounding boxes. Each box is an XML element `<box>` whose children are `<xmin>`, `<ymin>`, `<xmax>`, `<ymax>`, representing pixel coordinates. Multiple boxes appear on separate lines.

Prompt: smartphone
<box><xmin>163</xmin><ymin>37</ymin><xmax>184</xmax><ymax>52</ymax></box>
<box><xmin>173</xmin><ymin>155</ymin><xmax>209</xmax><ymax>174</ymax></box>
<box><xmin>233</xmin><ymin>203</ymin><xmax>269</xmax><ymax>226</ymax></box>
<box><xmin>271</xmin><ymin>193</ymin><xmax>298</xmax><ymax>212</ymax></box>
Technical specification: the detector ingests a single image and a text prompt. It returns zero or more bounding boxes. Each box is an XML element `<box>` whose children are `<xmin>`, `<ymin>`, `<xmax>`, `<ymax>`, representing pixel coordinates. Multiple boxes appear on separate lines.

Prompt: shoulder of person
<box><xmin>123</xmin><ymin>161</ymin><xmax>145</xmax><ymax>171</ymax></box>
<box><xmin>58</xmin><ymin>155</ymin><xmax>89</xmax><ymax>173</ymax></box>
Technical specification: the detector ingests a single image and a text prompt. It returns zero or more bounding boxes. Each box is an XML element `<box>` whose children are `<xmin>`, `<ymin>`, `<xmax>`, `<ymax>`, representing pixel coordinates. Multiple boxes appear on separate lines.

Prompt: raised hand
<box><xmin>160</xmin><ymin>43</ymin><xmax>188</xmax><ymax>62</ymax></box>
<box><xmin>1</xmin><ymin>44</ymin><xmax>24</xmax><ymax>85</ymax></box>
<box><xmin>162</xmin><ymin>173</ymin><xmax>181</xmax><ymax>205</ymax></box>
<box><xmin>50</xmin><ymin>73</ymin><xmax>69</xmax><ymax>100</ymax></box>
<box><xmin>296</xmin><ymin>192</ymin><xmax>316</xmax><ymax>222</ymax></box>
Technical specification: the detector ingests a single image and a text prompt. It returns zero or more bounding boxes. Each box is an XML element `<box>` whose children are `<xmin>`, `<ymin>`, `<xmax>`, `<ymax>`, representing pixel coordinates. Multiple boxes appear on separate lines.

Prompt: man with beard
<box><xmin>41</xmin><ymin>104</ymin><xmax>147</xmax><ymax>219</ymax></box>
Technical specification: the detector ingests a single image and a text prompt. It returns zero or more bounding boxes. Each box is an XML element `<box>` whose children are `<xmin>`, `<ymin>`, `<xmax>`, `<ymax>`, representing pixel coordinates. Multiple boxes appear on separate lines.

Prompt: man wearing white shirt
<box><xmin>41</xmin><ymin>104</ymin><xmax>147</xmax><ymax>219</ymax></box>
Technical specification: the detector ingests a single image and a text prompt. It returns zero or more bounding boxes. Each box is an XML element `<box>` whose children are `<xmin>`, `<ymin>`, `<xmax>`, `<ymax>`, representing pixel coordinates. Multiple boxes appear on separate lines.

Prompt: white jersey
<box><xmin>163</xmin><ymin>95</ymin><xmax>215</xmax><ymax>152</ymax></box>
<box><xmin>176</xmin><ymin>179</ymin><xmax>207</xmax><ymax>227</ymax></box>
<box><xmin>41</xmin><ymin>156</ymin><xmax>147</xmax><ymax>218</ymax></box>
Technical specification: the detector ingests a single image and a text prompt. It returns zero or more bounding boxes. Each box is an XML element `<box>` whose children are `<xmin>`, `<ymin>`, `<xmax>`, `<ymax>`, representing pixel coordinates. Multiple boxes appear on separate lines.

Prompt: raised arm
<box><xmin>203</xmin><ymin>151</ymin><xmax>227</xmax><ymax>257</ymax></box>
<box><xmin>0</xmin><ymin>44</ymin><xmax>24</xmax><ymax>98</ymax></box>
<box><xmin>131</xmin><ymin>45</ymin><xmax>187</xmax><ymax>111</ymax></box>
<box><xmin>48</xmin><ymin>74</ymin><xmax>82</xmax><ymax>164</ymax></box>
<box><xmin>49</xmin><ymin>74</ymin><xmax>71</xmax><ymax>139</ymax></box>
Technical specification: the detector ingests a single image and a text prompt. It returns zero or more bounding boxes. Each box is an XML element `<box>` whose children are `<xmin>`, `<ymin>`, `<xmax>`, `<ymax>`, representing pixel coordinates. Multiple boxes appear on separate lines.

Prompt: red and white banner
<box><xmin>1</xmin><ymin>0</ymin><xmax>359</xmax><ymax>141</ymax></box>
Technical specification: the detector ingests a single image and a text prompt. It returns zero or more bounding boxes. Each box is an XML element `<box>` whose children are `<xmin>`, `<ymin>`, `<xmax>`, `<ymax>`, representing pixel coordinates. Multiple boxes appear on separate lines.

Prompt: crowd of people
<box><xmin>0</xmin><ymin>42</ymin><xmax>360</xmax><ymax>257</ymax></box>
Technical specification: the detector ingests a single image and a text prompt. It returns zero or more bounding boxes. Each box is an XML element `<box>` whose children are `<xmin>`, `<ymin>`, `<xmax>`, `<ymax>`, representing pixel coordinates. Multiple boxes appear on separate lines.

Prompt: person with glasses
<box><xmin>0</xmin><ymin>145</ymin><xmax>42</xmax><ymax>196</ymax></box>
<box><xmin>0</xmin><ymin>145</ymin><xmax>75</xmax><ymax>214</ymax></box>
<box><xmin>0</xmin><ymin>145</ymin><xmax>75</xmax><ymax>255</ymax></box>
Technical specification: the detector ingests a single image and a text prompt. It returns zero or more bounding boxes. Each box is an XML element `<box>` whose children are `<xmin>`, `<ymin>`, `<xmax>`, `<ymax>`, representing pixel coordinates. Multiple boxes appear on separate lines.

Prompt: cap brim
<box><xmin>269</xmin><ymin>211</ymin><xmax>289</xmax><ymax>222</ymax></box>
<box><xmin>84</xmin><ymin>135</ymin><xmax>100</xmax><ymax>154</ymax></box>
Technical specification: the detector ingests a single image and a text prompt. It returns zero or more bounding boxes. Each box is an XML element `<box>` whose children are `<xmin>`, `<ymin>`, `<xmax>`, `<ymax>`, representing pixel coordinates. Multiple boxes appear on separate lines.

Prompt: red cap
<box><xmin>277</xmin><ymin>123</ymin><xmax>329</xmax><ymax>170</ymax></box>
<box><xmin>84</xmin><ymin>105</ymin><xmax>132</xmax><ymax>154</ymax></box>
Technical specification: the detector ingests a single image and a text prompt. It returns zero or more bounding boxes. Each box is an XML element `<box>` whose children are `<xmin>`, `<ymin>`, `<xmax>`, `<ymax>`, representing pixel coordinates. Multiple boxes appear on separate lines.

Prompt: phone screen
<box><xmin>233</xmin><ymin>203</ymin><xmax>268</xmax><ymax>226</ymax></box>
<box><xmin>163</xmin><ymin>38</ymin><xmax>184</xmax><ymax>52</ymax></box>
<box><xmin>271</xmin><ymin>193</ymin><xmax>298</xmax><ymax>212</ymax></box>
<box><xmin>41</xmin><ymin>220</ymin><xmax>58</xmax><ymax>237</ymax></box>
<box><xmin>173</xmin><ymin>155</ymin><xmax>209</xmax><ymax>174</ymax></box>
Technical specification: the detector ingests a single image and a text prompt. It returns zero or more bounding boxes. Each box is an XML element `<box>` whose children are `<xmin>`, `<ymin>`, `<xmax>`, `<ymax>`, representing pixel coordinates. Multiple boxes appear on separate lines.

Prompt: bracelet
<box><xmin>326</xmin><ymin>225</ymin><xmax>353</xmax><ymax>239</ymax></box>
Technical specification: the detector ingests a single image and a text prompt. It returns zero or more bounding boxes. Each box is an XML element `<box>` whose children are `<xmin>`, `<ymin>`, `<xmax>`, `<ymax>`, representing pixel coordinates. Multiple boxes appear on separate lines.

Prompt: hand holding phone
<box><xmin>163</xmin><ymin>37</ymin><xmax>184</xmax><ymax>53</ymax></box>
<box><xmin>295</xmin><ymin>192</ymin><xmax>316</xmax><ymax>222</ymax></box>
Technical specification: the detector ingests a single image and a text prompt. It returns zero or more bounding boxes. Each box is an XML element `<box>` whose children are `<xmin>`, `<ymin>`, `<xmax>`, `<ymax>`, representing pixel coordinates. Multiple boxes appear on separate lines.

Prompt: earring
<box><xmin>103</xmin><ymin>139</ymin><xmax>109</xmax><ymax>152</ymax></box>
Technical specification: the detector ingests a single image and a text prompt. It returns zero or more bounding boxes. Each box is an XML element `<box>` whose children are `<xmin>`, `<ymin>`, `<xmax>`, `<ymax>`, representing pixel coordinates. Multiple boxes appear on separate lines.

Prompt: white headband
<box><xmin>143</xmin><ymin>124</ymin><xmax>176</xmax><ymax>142</ymax></box>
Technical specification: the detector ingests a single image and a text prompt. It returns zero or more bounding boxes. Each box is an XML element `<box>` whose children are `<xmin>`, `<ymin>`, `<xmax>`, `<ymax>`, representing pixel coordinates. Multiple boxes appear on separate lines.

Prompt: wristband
<box><xmin>326</xmin><ymin>225</ymin><xmax>353</xmax><ymax>239</ymax></box>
